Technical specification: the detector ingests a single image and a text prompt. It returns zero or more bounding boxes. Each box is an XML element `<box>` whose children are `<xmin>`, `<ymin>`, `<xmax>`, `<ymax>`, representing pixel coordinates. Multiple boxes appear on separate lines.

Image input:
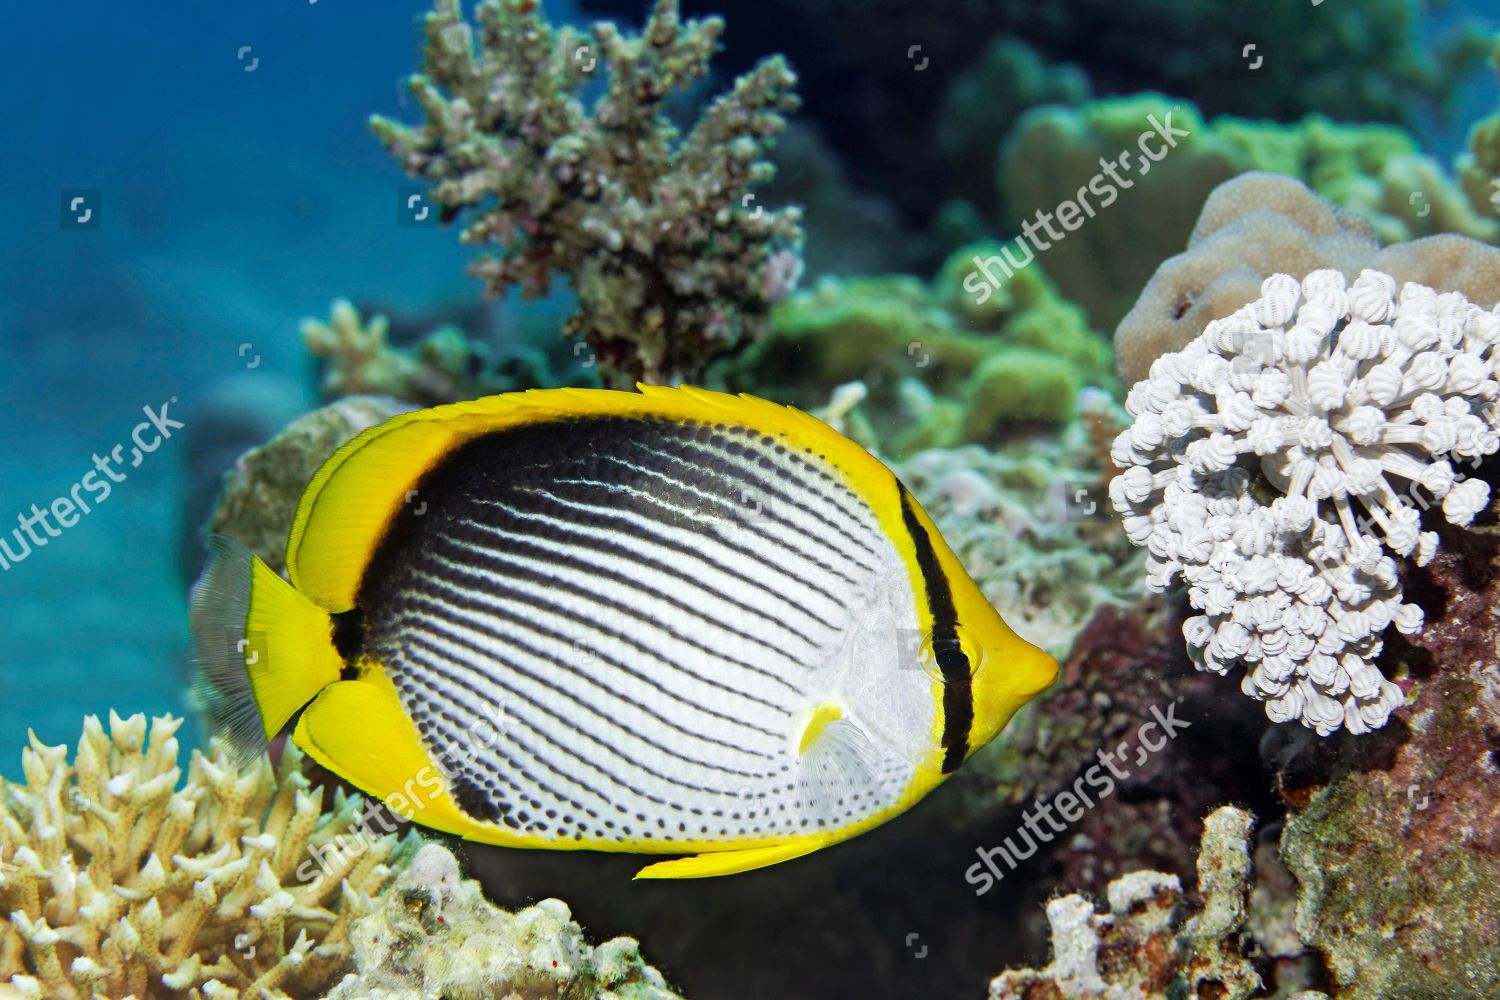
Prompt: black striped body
<box><xmin>353</xmin><ymin>416</ymin><xmax>936</xmax><ymax>847</ymax></box>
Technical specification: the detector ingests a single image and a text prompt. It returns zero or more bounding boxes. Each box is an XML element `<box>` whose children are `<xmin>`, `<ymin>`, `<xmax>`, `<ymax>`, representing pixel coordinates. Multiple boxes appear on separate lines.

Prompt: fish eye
<box><xmin>915</xmin><ymin>624</ymin><xmax>984</xmax><ymax>682</ymax></box>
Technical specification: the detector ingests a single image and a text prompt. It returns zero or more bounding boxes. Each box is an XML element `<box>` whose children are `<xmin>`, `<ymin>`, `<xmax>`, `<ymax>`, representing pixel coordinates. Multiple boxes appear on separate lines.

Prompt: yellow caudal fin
<box><xmin>633</xmin><ymin>837</ymin><xmax>830</xmax><ymax>880</ymax></box>
<box><xmin>190</xmin><ymin>536</ymin><xmax>344</xmax><ymax>763</ymax></box>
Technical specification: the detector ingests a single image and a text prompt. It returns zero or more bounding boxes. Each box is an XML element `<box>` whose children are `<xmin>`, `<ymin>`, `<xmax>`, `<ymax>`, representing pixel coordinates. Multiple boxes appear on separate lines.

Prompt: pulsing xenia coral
<box><xmin>1110</xmin><ymin>269</ymin><xmax>1500</xmax><ymax>735</ymax></box>
<box><xmin>0</xmin><ymin>713</ymin><xmax>416</xmax><ymax>999</ymax></box>
<box><xmin>373</xmin><ymin>0</ymin><xmax>803</xmax><ymax>387</ymax></box>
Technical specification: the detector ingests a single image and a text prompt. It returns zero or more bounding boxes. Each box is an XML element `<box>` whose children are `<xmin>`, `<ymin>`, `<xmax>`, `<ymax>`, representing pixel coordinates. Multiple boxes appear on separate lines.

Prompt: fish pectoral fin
<box><xmin>633</xmin><ymin>837</ymin><xmax>829</xmax><ymax>880</ymax></box>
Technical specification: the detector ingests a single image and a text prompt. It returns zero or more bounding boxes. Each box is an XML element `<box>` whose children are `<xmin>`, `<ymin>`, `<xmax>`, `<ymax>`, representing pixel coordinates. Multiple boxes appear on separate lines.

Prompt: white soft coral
<box><xmin>1110</xmin><ymin>269</ymin><xmax>1500</xmax><ymax>735</ymax></box>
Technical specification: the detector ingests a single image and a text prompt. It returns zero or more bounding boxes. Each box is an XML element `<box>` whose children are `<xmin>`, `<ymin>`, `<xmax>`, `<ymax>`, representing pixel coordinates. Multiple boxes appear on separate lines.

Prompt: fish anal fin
<box><xmin>633</xmin><ymin>837</ymin><xmax>827</xmax><ymax>880</ymax></box>
<box><xmin>292</xmin><ymin>673</ymin><xmax>476</xmax><ymax>837</ymax></box>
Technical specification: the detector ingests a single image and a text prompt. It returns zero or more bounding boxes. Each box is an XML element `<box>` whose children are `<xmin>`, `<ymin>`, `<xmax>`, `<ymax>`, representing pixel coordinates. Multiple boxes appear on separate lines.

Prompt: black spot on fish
<box><xmin>448</xmin><ymin>770</ymin><xmax>503</xmax><ymax>823</ymax></box>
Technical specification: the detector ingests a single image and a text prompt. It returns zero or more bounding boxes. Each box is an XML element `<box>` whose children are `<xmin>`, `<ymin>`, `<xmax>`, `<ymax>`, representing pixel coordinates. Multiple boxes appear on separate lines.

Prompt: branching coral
<box><xmin>373</xmin><ymin>0</ymin><xmax>803</xmax><ymax>387</ymax></box>
<box><xmin>325</xmin><ymin>843</ymin><xmax>682</xmax><ymax>999</ymax></box>
<box><xmin>0</xmin><ymin>713</ymin><xmax>417</xmax><ymax>999</ymax></box>
<box><xmin>302</xmin><ymin>299</ymin><xmax>537</xmax><ymax>407</ymax></box>
<box><xmin>1110</xmin><ymin>269</ymin><xmax>1500</xmax><ymax>735</ymax></box>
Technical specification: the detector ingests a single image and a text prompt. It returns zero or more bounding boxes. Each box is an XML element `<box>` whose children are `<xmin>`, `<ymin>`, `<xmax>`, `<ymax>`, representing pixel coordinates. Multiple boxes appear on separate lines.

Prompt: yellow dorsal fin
<box><xmin>632</xmin><ymin>836</ymin><xmax>829</xmax><ymax>879</ymax></box>
<box><xmin>286</xmin><ymin>385</ymin><xmax>899</xmax><ymax>613</ymax></box>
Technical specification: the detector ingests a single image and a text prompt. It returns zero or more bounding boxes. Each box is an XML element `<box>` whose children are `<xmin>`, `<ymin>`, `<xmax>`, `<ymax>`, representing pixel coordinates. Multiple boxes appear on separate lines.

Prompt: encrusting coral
<box><xmin>1110</xmin><ymin>269</ymin><xmax>1500</xmax><ymax>734</ymax></box>
<box><xmin>1275</xmin><ymin>524</ymin><xmax>1500</xmax><ymax>995</ymax></box>
<box><xmin>1114</xmin><ymin>172</ymin><xmax>1500</xmax><ymax>385</ymax></box>
<box><xmin>372</xmin><ymin>0</ymin><xmax>803</xmax><ymax>388</ymax></box>
<box><xmin>989</xmin><ymin>805</ymin><xmax>1271</xmax><ymax>1000</ymax></box>
<box><xmin>0</xmin><ymin>713</ymin><xmax>417</xmax><ymax>999</ymax></box>
<box><xmin>324</xmin><ymin>843</ymin><xmax>682</xmax><ymax>999</ymax></box>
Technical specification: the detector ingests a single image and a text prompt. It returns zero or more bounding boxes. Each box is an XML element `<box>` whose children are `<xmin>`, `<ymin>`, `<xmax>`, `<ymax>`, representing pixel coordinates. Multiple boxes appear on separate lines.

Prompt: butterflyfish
<box><xmin>190</xmin><ymin>385</ymin><xmax>1056</xmax><ymax>878</ymax></box>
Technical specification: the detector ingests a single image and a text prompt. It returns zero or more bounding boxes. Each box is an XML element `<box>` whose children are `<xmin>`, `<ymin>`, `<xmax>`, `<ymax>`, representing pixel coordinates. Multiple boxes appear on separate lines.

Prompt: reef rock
<box><xmin>325</xmin><ymin>844</ymin><xmax>682</xmax><ymax>1000</ymax></box>
<box><xmin>1277</xmin><ymin>521</ymin><xmax>1500</xmax><ymax>996</ymax></box>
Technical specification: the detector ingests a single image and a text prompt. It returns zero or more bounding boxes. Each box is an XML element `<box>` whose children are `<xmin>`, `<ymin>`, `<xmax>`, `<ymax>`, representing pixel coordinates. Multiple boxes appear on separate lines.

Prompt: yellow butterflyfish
<box><xmin>190</xmin><ymin>385</ymin><xmax>1056</xmax><ymax>878</ymax></box>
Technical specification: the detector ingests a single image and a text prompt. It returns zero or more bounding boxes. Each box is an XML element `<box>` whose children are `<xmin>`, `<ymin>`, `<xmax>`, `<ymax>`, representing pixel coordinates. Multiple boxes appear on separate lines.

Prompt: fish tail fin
<box><xmin>190</xmin><ymin>535</ymin><xmax>345</xmax><ymax>764</ymax></box>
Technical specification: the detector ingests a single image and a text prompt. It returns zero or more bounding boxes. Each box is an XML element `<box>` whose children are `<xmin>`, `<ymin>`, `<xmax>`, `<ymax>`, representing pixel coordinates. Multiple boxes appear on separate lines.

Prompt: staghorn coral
<box><xmin>0</xmin><ymin>713</ymin><xmax>417</xmax><ymax>999</ymax></box>
<box><xmin>302</xmin><ymin>299</ymin><xmax>541</xmax><ymax>407</ymax></box>
<box><xmin>1114</xmin><ymin>172</ymin><xmax>1500</xmax><ymax>385</ymax></box>
<box><xmin>988</xmin><ymin>805</ymin><xmax>1265</xmax><ymax>1000</ymax></box>
<box><xmin>206</xmin><ymin>395</ymin><xmax>408</xmax><ymax>574</ymax></box>
<box><xmin>1110</xmin><ymin>269</ymin><xmax>1500</xmax><ymax>734</ymax></box>
<box><xmin>325</xmin><ymin>843</ymin><xmax>682</xmax><ymax>999</ymax></box>
<box><xmin>373</xmin><ymin>0</ymin><xmax>803</xmax><ymax>388</ymax></box>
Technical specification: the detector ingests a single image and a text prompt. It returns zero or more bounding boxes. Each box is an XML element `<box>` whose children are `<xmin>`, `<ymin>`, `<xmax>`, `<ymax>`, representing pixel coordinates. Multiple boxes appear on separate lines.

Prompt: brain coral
<box><xmin>1115</xmin><ymin>173</ymin><xmax>1500</xmax><ymax>385</ymax></box>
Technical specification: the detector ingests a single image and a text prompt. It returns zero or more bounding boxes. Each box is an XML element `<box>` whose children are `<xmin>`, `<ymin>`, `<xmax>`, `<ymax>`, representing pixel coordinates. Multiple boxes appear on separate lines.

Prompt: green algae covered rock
<box><xmin>726</xmin><ymin>244</ymin><xmax>1115</xmax><ymax>456</ymax></box>
<box><xmin>998</xmin><ymin>95</ymin><xmax>1498</xmax><ymax>330</ymax></box>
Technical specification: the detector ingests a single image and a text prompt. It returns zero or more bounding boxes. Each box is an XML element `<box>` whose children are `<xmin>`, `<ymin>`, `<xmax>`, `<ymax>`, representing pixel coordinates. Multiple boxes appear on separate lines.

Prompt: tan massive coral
<box><xmin>0</xmin><ymin>713</ymin><xmax>415</xmax><ymax>999</ymax></box>
<box><xmin>1114</xmin><ymin>172</ymin><xmax>1500</xmax><ymax>384</ymax></box>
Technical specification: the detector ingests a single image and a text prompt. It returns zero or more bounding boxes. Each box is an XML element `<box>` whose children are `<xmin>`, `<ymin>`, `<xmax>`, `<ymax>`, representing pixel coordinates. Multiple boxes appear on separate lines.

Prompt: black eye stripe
<box><xmin>897</xmin><ymin>484</ymin><xmax>973</xmax><ymax>773</ymax></box>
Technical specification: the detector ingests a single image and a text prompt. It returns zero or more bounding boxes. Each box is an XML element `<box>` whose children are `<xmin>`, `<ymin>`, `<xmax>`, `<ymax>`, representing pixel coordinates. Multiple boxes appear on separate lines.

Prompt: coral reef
<box><xmin>373</xmin><ymin>0</ymin><xmax>803</xmax><ymax>388</ymax></box>
<box><xmin>988</xmin><ymin>806</ymin><xmax>1264</xmax><ymax>999</ymax></box>
<box><xmin>668</xmin><ymin>0</ymin><xmax>1485</xmax><ymax>227</ymax></box>
<box><xmin>1114</xmin><ymin>172</ymin><xmax>1500</xmax><ymax>385</ymax></box>
<box><xmin>1212</xmin><ymin>114</ymin><xmax>1500</xmax><ymax>247</ymax></box>
<box><xmin>303</xmin><ymin>298</ymin><xmax>546</xmax><ymax>407</ymax></box>
<box><xmin>1458</xmin><ymin>101</ymin><xmax>1500</xmax><ymax>226</ymax></box>
<box><xmin>324</xmin><ymin>843</ymin><xmax>682</xmax><ymax>999</ymax></box>
<box><xmin>726</xmin><ymin>244</ymin><xmax>1115</xmax><ymax>455</ymax></box>
<box><xmin>1111</xmin><ymin>269</ymin><xmax>1500</xmax><ymax>734</ymax></box>
<box><xmin>934</xmin><ymin>38</ymin><xmax>1091</xmax><ymax>220</ymax></box>
<box><xmin>998</xmin><ymin>96</ymin><xmax>1241</xmax><ymax>330</ymax></box>
<box><xmin>1276</xmin><ymin>522</ymin><xmax>1500</xmax><ymax>996</ymax></box>
<box><xmin>1000</xmin><ymin>99</ymin><xmax>1499</xmax><ymax>336</ymax></box>
<box><xmin>0</xmin><ymin>714</ymin><xmax>415</xmax><ymax>999</ymax></box>
<box><xmin>205</xmin><ymin>395</ymin><xmax>408</xmax><ymax>574</ymax></box>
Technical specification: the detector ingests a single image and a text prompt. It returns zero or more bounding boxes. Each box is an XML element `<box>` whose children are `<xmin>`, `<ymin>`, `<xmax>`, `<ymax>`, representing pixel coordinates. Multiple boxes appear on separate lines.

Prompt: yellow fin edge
<box><xmin>633</xmin><ymin>836</ymin><xmax>830</xmax><ymax>879</ymax></box>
